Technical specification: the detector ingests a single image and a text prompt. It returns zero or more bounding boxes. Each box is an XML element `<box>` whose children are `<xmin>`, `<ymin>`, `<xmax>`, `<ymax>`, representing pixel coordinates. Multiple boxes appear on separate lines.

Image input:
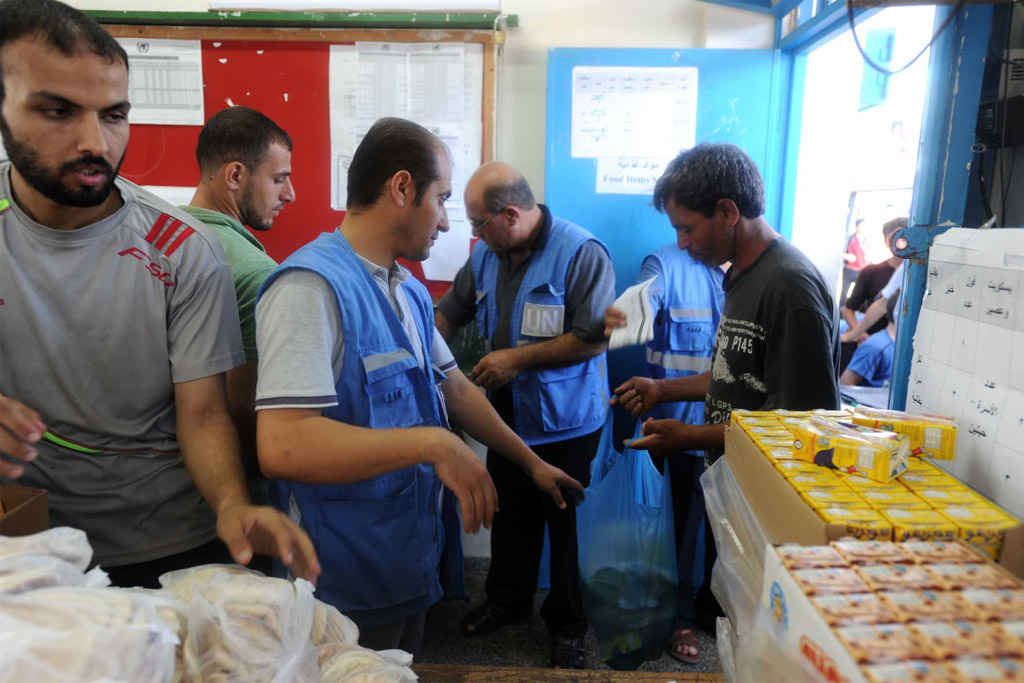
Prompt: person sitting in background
<box><xmin>840</xmin><ymin>218</ymin><xmax>868</xmax><ymax>305</ymax></box>
<box><xmin>183</xmin><ymin>106</ymin><xmax>296</xmax><ymax>515</ymax></box>
<box><xmin>839</xmin><ymin>217</ymin><xmax>906</xmax><ymax>371</ymax></box>
<box><xmin>841</xmin><ymin>291</ymin><xmax>899</xmax><ymax>388</ymax></box>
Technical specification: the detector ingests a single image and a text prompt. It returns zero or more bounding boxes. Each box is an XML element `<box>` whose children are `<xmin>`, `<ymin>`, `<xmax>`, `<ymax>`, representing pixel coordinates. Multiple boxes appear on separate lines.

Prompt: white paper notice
<box><xmin>909</xmin><ymin>227</ymin><xmax>1024</xmax><ymax>518</ymax></box>
<box><xmin>609</xmin><ymin>277</ymin><xmax>658</xmax><ymax>351</ymax></box>
<box><xmin>328</xmin><ymin>41</ymin><xmax>483</xmax><ymax>281</ymax></box>
<box><xmin>572</xmin><ymin>67</ymin><xmax>697</xmax><ymax>159</ymax></box>
<box><xmin>116</xmin><ymin>39</ymin><xmax>204</xmax><ymax>125</ymax></box>
<box><xmin>596</xmin><ymin>156</ymin><xmax>671</xmax><ymax>195</ymax></box>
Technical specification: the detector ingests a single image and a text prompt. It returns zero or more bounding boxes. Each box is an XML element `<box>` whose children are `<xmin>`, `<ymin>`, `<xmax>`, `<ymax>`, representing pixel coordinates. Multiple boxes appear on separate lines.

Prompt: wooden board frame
<box><xmin>102</xmin><ymin>24</ymin><xmax>497</xmax><ymax>163</ymax></box>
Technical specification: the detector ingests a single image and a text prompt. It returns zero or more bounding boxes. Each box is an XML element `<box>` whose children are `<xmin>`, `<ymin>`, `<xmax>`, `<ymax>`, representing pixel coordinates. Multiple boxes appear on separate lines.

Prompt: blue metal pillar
<box><xmin>889</xmin><ymin>3</ymin><xmax>993</xmax><ymax>410</ymax></box>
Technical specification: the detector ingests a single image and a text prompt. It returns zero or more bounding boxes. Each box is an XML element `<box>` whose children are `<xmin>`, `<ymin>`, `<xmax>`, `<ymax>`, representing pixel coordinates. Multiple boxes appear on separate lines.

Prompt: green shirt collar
<box><xmin>179</xmin><ymin>205</ymin><xmax>268</xmax><ymax>254</ymax></box>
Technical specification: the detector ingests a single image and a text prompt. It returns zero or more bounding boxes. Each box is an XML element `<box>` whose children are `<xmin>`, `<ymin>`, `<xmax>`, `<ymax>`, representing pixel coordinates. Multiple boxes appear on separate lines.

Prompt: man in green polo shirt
<box><xmin>182</xmin><ymin>106</ymin><xmax>296</xmax><ymax>511</ymax></box>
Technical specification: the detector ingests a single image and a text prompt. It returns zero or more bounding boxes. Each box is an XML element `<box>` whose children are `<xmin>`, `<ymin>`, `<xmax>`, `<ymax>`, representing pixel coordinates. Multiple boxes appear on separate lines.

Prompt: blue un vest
<box><xmin>257</xmin><ymin>231</ymin><xmax>446</xmax><ymax>628</ymax></box>
<box><xmin>645</xmin><ymin>245</ymin><xmax>724</xmax><ymax>434</ymax></box>
<box><xmin>471</xmin><ymin>216</ymin><xmax>609</xmax><ymax>446</ymax></box>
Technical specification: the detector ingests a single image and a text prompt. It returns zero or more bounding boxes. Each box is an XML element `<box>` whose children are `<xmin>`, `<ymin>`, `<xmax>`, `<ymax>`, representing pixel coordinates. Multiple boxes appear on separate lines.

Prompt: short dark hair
<box><xmin>855</xmin><ymin>218</ymin><xmax>866</xmax><ymax>226</ymax></box>
<box><xmin>882</xmin><ymin>216</ymin><xmax>908</xmax><ymax>242</ymax></box>
<box><xmin>0</xmin><ymin>0</ymin><xmax>128</xmax><ymax>101</ymax></box>
<box><xmin>482</xmin><ymin>175</ymin><xmax>535</xmax><ymax>213</ymax></box>
<box><xmin>346</xmin><ymin>117</ymin><xmax>446</xmax><ymax>210</ymax></box>
<box><xmin>196</xmin><ymin>106</ymin><xmax>293</xmax><ymax>176</ymax></box>
<box><xmin>653</xmin><ymin>142</ymin><xmax>765</xmax><ymax>219</ymax></box>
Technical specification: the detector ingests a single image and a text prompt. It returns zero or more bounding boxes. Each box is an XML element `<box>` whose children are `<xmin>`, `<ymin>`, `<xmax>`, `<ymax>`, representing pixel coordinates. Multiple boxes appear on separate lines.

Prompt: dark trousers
<box><xmin>483</xmin><ymin>393</ymin><xmax>601</xmax><ymax>639</ymax></box>
<box><xmin>358</xmin><ymin>611</ymin><xmax>427</xmax><ymax>656</ymax></box>
<box><xmin>666</xmin><ymin>455</ymin><xmax>706</xmax><ymax>630</ymax></box>
<box><xmin>103</xmin><ymin>537</ymin><xmax>235</xmax><ymax>588</ymax></box>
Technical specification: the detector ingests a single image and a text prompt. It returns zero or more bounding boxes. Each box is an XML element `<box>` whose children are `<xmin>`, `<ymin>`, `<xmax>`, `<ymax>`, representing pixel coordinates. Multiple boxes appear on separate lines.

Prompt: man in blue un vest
<box><xmin>436</xmin><ymin>162</ymin><xmax>616</xmax><ymax>669</ymax></box>
<box><xmin>254</xmin><ymin>119</ymin><xmax>583</xmax><ymax>655</ymax></box>
<box><xmin>606</xmin><ymin>245</ymin><xmax>724</xmax><ymax>663</ymax></box>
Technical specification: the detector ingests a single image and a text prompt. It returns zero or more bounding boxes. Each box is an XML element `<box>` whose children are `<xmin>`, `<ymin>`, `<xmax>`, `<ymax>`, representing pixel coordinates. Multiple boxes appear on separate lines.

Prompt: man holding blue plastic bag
<box><xmin>606</xmin><ymin>142</ymin><xmax>841</xmax><ymax>660</ymax></box>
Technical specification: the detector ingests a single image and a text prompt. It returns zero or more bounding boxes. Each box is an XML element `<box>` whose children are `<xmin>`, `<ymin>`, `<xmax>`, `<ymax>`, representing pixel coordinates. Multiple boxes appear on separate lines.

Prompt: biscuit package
<box><xmin>879</xmin><ymin>590</ymin><xmax>967</xmax><ymax>622</ymax></box>
<box><xmin>812</xmin><ymin>593</ymin><xmax>899</xmax><ymax>625</ymax></box>
<box><xmin>819</xmin><ymin>507</ymin><xmax>894</xmax><ymax>541</ymax></box>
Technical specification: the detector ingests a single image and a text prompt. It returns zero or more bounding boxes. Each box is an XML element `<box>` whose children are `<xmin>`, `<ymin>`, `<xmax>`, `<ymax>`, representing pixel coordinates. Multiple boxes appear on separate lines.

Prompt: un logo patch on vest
<box><xmin>521</xmin><ymin>303</ymin><xmax>565</xmax><ymax>338</ymax></box>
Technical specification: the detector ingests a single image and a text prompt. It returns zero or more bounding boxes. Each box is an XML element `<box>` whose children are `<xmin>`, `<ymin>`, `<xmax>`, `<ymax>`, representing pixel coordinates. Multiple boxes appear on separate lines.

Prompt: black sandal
<box><xmin>551</xmin><ymin>635</ymin><xmax>586</xmax><ymax>669</ymax></box>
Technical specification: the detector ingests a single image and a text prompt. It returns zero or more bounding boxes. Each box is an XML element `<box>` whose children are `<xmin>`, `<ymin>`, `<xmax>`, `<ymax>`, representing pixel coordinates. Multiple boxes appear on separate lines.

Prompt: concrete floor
<box><xmin>418</xmin><ymin>558</ymin><xmax>721</xmax><ymax>674</ymax></box>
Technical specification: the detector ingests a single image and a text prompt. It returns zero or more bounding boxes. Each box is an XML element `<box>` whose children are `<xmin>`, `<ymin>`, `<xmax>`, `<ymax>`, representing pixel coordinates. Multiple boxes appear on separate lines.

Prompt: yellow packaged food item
<box><xmin>746</xmin><ymin>425</ymin><xmax>792</xmax><ymax>437</ymax></box>
<box><xmin>881</xmin><ymin>509</ymin><xmax>959</xmax><ymax>542</ymax></box>
<box><xmin>939</xmin><ymin>505</ymin><xmax>1018</xmax><ymax>557</ymax></box>
<box><xmin>843</xmin><ymin>475</ymin><xmax>908</xmax><ymax>490</ymax></box>
<box><xmin>764</xmin><ymin>447</ymin><xmax>799</xmax><ymax>461</ymax></box>
<box><xmin>818</xmin><ymin>507</ymin><xmax>893</xmax><ymax>541</ymax></box>
<box><xmin>775</xmin><ymin>460</ymin><xmax>828</xmax><ymax>476</ymax></box>
<box><xmin>811</xmin><ymin>592</ymin><xmax>898</xmax><ymax>625</ymax></box>
<box><xmin>791</xmin><ymin>416</ymin><xmax>909</xmax><ymax>483</ymax></box>
<box><xmin>905</xmin><ymin>457</ymin><xmax>946</xmax><ymax>474</ymax></box>
<box><xmin>898</xmin><ymin>473</ymin><xmax>962</xmax><ymax>489</ymax></box>
<box><xmin>872</xmin><ymin>500</ymin><xmax>936</xmax><ymax>512</ymax></box>
<box><xmin>852</xmin><ymin>407</ymin><xmax>958</xmax><ymax>461</ymax></box>
<box><xmin>916</xmin><ymin>487</ymin><xmax>984</xmax><ymax>506</ymax></box>
<box><xmin>860</xmin><ymin>490</ymin><xmax>929</xmax><ymax>508</ymax></box>
<box><xmin>755</xmin><ymin>437</ymin><xmax>794</xmax><ymax>448</ymax></box>
<box><xmin>801</xmin><ymin>489</ymin><xmax>871</xmax><ymax>509</ymax></box>
<box><xmin>788</xmin><ymin>473</ymin><xmax>847</xmax><ymax>490</ymax></box>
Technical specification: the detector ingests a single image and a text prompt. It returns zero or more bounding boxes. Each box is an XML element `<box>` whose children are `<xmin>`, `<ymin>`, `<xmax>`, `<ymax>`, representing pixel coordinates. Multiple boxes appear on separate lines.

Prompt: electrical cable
<box><xmin>974</xmin><ymin>144</ymin><xmax>995</xmax><ymax>221</ymax></box>
<box><xmin>846</xmin><ymin>0</ymin><xmax>963</xmax><ymax>76</ymax></box>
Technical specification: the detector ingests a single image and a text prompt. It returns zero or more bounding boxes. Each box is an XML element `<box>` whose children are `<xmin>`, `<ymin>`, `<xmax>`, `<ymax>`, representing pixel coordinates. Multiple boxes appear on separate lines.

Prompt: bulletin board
<box><xmin>102</xmin><ymin>24</ymin><xmax>498</xmax><ymax>297</ymax></box>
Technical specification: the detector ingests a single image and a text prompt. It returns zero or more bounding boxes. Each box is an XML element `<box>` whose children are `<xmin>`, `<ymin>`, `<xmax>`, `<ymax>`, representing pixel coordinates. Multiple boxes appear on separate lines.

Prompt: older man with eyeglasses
<box><xmin>435</xmin><ymin>161</ymin><xmax>615</xmax><ymax>669</ymax></box>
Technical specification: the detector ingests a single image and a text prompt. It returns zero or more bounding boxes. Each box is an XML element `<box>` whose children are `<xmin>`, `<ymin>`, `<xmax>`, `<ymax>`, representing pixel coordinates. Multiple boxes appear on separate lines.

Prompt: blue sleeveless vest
<box><xmin>471</xmin><ymin>216</ymin><xmax>609</xmax><ymax>446</ymax></box>
<box><xmin>645</xmin><ymin>245</ymin><xmax>724</xmax><ymax>434</ymax></box>
<box><xmin>257</xmin><ymin>231</ymin><xmax>446</xmax><ymax>627</ymax></box>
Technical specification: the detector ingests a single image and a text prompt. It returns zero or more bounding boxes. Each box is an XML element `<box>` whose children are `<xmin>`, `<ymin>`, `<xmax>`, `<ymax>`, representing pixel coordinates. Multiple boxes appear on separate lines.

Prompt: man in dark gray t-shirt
<box><xmin>0</xmin><ymin>0</ymin><xmax>317</xmax><ymax>587</ymax></box>
<box><xmin>607</xmin><ymin>143</ymin><xmax>839</xmax><ymax>651</ymax></box>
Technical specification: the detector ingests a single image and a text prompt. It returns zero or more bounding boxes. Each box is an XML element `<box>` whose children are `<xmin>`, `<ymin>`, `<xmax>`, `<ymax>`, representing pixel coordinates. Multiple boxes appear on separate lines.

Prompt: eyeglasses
<box><xmin>468</xmin><ymin>206</ymin><xmax>507</xmax><ymax>232</ymax></box>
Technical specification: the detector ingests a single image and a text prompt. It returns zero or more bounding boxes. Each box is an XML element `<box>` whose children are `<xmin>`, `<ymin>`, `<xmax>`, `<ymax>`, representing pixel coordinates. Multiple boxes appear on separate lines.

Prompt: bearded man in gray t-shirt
<box><xmin>0</xmin><ymin>0</ymin><xmax>318</xmax><ymax>587</ymax></box>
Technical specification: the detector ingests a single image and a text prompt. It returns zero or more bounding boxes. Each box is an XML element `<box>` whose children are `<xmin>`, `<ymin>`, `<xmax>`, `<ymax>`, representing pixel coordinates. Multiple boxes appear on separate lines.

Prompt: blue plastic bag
<box><xmin>577</xmin><ymin>417</ymin><xmax>677</xmax><ymax>670</ymax></box>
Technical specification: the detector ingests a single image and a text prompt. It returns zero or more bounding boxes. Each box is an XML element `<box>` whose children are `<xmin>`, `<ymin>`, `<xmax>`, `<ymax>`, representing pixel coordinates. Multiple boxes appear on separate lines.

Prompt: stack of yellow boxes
<box><xmin>731</xmin><ymin>410</ymin><xmax>1019</xmax><ymax>559</ymax></box>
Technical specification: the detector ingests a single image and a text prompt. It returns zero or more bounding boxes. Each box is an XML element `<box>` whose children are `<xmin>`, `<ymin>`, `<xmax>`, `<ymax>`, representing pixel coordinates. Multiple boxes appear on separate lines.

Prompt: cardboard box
<box><xmin>724</xmin><ymin>425</ymin><xmax>1024</xmax><ymax>577</ymax></box>
<box><xmin>0</xmin><ymin>485</ymin><xmax>48</xmax><ymax>536</ymax></box>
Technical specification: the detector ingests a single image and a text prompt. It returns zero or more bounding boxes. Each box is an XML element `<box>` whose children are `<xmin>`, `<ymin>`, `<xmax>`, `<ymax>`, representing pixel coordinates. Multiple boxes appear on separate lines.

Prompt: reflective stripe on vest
<box><xmin>646</xmin><ymin>347</ymin><xmax>714</xmax><ymax>373</ymax></box>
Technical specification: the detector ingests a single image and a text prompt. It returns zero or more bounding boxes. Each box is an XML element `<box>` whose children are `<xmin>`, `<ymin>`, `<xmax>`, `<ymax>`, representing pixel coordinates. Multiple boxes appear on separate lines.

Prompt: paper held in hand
<box><xmin>608</xmin><ymin>277</ymin><xmax>658</xmax><ymax>351</ymax></box>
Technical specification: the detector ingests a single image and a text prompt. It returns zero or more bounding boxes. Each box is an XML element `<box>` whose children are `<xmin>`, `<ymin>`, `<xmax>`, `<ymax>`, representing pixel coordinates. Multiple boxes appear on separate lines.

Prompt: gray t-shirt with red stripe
<box><xmin>0</xmin><ymin>163</ymin><xmax>245</xmax><ymax>566</ymax></box>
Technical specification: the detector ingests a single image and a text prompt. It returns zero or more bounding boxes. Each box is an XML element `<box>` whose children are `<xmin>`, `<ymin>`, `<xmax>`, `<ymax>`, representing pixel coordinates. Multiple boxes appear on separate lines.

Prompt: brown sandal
<box><xmin>668</xmin><ymin>627</ymin><xmax>700</xmax><ymax>664</ymax></box>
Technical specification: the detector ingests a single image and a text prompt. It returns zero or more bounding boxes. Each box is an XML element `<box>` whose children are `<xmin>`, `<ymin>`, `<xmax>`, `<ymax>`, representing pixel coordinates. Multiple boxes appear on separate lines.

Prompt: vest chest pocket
<box><xmin>521</xmin><ymin>283</ymin><xmax>566</xmax><ymax>339</ymax></box>
<box><xmin>536</xmin><ymin>362</ymin><xmax>603</xmax><ymax>433</ymax></box>
<box><xmin>667</xmin><ymin>311</ymin><xmax>716</xmax><ymax>353</ymax></box>
<box><xmin>361</xmin><ymin>347</ymin><xmax>423</xmax><ymax>429</ymax></box>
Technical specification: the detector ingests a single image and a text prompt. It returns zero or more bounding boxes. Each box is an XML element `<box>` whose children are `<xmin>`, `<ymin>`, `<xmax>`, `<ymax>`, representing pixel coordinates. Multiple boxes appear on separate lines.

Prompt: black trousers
<box><xmin>665</xmin><ymin>455</ymin><xmax>706</xmax><ymax>629</ymax></box>
<box><xmin>483</xmin><ymin>392</ymin><xmax>601</xmax><ymax>639</ymax></box>
<box><xmin>104</xmin><ymin>537</ymin><xmax>235</xmax><ymax>588</ymax></box>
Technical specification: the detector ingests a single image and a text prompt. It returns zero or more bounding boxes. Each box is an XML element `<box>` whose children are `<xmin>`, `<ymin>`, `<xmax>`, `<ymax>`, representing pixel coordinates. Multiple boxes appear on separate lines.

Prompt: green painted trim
<box><xmin>42</xmin><ymin>432</ymin><xmax>102</xmax><ymax>454</ymax></box>
<box><xmin>87</xmin><ymin>9</ymin><xmax>518</xmax><ymax>30</ymax></box>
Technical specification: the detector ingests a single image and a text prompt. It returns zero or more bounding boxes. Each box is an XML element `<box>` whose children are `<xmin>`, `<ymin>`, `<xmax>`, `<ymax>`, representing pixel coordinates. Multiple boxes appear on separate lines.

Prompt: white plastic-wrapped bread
<box><xmin>0</xmin><ymin>527</ymin><xmax>93</xmax><ymax>570</ymax></box>
<box><xmin>122</xmin><ymin>587</ymin><xmax>190</xmax><ymax>683</ymax></box>
<box><xmin>0</xmin><ymin>553</ymin><xmax>109</xmax><ymax>594</ymax></box>
<box><xmin>160</xmin><ymin>564</ymin><xmax>319</xmax><ymax>683</ymax></box>
<box><xmin>317</xmin><ymin>643</ymin><xmax>417</xmax><ymax>683</ymax></box>
<box><xmin>0</xmin><ymin>586</ymin><xmax>178</xmax><ymax>682</ymax></box>
<box><xmin>310</xmin><ymin>598</ymin><xmax>359</xmax><ymax>647</ymax></box>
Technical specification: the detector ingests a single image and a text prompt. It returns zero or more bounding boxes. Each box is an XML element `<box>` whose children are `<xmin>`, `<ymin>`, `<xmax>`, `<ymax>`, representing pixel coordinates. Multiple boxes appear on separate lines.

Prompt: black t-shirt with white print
<box><xmin>705</xmin><ymin>238</ymin><xmax>841</xmax><ymax>460</ymax></box>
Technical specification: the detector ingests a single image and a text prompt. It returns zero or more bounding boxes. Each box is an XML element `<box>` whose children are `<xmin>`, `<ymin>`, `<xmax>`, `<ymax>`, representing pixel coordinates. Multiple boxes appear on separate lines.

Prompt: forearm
<box><xmin>512</xmin><ymin>333</ymin><xmax>606</xmax><ymax>371</ymax></box>
<box><xmin>848</xmin><ymin>298</ymin><xmax>887</xmax><ymax>338</ymax></box>
<box><xmin>657</xmin><ymin>371</ymin><xmax>711</xmax><ymax>403</ymax></box>
<box><xmin>178</xmin><ymin>406</ymin><xmax>250</xmax><ymax>516</ymax></box>
<box><xmin>678</xmin><ymin>423</ymin><xmax>726</xmax><ymax>451</ymax></box>
<box><xmin>841</xmin><ymin>307</ymin><xmax>859</xmax><ymax>330</ymax></box>
<box><xmin>444</xmin><ymin>372</ymin><xmax>538</xmax><ymax>470</ymax></box>
<box><xmin>257</xmin><ymin>410</ymin><xmax>449</xmax><ymax>483</ymax></box>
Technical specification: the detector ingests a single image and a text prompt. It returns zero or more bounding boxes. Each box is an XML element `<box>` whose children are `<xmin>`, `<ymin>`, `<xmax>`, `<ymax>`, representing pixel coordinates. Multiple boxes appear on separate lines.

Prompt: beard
<box><xmin>238</xmin><ymin>184</ymin><xmax>272</xmax><ymax>232</ymax></box>
<box><xmin>0</xmin><ymin>114</ymin><xmax>123</xmax><ymax>208</ymax></box>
